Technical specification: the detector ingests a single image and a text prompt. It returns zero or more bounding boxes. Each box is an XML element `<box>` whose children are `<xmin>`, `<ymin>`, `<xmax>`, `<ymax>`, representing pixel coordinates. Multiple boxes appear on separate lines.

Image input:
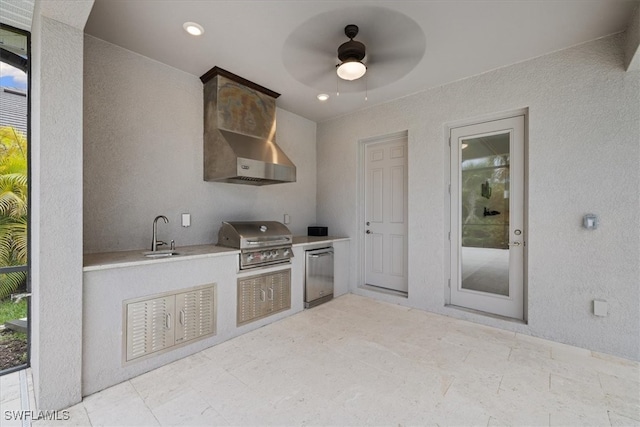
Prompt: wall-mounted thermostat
<box><xmin>583</xmin><ymin>214</ymin><xmax>598</xmax><ymax>230</ymax></box>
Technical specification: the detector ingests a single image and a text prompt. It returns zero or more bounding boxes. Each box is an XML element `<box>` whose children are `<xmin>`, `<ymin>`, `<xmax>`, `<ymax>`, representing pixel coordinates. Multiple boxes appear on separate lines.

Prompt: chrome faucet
<box><xmin>151</xmin><ymin>215</ymin><xmax>169</xmax><ymax>251</ymax></box>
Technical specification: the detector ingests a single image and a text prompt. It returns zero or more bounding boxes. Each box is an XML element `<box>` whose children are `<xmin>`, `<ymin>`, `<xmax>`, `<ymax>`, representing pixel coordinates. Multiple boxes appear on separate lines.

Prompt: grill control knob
<box><xmin>283</xmin><ymin>249</ymin><xmax>290</xmax><ymax>256</ymax></box>
<box><xmin>246</xmin><ymin>254</ymin><xmax>254</xmax><ymax>262</ymax></box>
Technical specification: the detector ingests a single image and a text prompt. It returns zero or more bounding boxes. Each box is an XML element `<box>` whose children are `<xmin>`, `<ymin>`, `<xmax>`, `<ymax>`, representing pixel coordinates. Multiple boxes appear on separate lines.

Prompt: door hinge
<box><xmin>448</xmin><ymin>279</ymin><xmax>451</xmax><ymax>288</ymax></box>
<box><xmin>448</xmin><ymin>183</ymin><xmax>451</xmax><ymax>194</ymax></box>
<box><xmin>448</xmin><ymin>231</ymin><xmax>451</xmax><ymax>241</ymax></box>
<box><xmin>448</xmin><ymin>138</ymin><xmax>451</xmax><ymax>147</ymax></box>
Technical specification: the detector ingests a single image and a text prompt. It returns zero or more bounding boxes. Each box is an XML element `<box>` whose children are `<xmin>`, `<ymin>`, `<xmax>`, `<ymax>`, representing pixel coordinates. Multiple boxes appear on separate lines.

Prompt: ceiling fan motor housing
<box><xmin>338</xmin><ymin>24</ymin><xmax>366</xmax><ymax>61</ymax></box>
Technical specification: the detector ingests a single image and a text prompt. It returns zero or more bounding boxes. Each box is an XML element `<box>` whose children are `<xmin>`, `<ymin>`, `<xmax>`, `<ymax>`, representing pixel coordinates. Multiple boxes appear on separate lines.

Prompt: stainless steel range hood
<box><xmin>204</xmin><ymin>129</ymin><xmax>296</xmax><ymax>185</ymax></box>
<box><xmin>201</xmin><ymin>67</ymin><xmax>296</xmax><ymax>185</ymax></box>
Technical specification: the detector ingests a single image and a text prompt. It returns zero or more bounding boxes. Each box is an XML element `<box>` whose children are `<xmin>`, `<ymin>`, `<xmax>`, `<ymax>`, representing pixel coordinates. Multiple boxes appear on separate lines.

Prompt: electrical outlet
<box><xmin>181</xmin><ymin>213</ymin><xmax>191</xmax><ymax>227</ymax></box>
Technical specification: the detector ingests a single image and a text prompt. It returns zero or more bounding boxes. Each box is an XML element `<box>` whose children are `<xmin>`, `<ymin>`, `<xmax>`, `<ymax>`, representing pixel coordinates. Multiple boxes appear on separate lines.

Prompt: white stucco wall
<box><xmin>83</xmin><ymin>35</ymin><xmax>317</xmax><ymax>254</ymax></box>
<box><xmin>317</xmin><ymin>34</ymin><xmax>640</xmax><ymax>360</ymax></box>
<box><xmin>30</xmin><ymin>5</ymin><xmax>88</xmax><ymax>410</ymax></box>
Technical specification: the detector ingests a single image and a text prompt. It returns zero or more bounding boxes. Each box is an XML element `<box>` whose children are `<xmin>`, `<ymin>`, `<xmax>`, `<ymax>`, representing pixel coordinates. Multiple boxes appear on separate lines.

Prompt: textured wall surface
<box><xmin>30</xmin><ymin>11</ymin><xmax>84</xmax><ymax>410</ymax></box>
<box><xmin>38</xmin><ymin>0</ymin><xmax>94</xmax><ymax>31</ymax></box>
<box><xmin>317</xmin><ymin>34</ymin><xmax>640</xmax><ymax>360</ymax></box>
<box><xmin>83</xmin><ymin>35</ymin><xmax>317</xmax><ymax>253</ymax></box>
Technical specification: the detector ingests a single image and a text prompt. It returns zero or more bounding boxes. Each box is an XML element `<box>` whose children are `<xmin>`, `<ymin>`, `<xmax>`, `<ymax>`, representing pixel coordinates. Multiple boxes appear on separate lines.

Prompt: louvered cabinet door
<box><xmin>175</xmin><ymin>286</ymin><xmax>216</xmax><ymax>344</ymax></box>
<box><xmin>237</xmin><ymin>276</ymin><xmax>265</xmax><ymax>326</ymax></box>
<box><xmin>266</xmin><ymin>270</ymin><xmax>291</xmax><ymax>314</ymax></box>
<box><xmin>237</xmin><ymin>270</ymin><xmax>291</xmax><ymax>325</ymax></box>
<box><xmin>126</xmin><ymin>295</ymin><xmax>175</xmax><ymax>361</ymax></box>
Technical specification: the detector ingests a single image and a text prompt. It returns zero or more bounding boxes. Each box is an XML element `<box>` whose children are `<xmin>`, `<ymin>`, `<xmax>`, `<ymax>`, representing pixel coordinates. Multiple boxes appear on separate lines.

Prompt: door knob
<box><xmin>508</xmin><ymin>241</ymin><xmax>521</xmax><ymax>246</ymax></box>
<box><xmin>366</xmin><ymin>221</ymin><xmax>370</xmax><ymax>226</ymax></box>
<box><xmin>366</xmin><ymin>230</ymin><xmax>371</xmax><ymax>234</ymax></box>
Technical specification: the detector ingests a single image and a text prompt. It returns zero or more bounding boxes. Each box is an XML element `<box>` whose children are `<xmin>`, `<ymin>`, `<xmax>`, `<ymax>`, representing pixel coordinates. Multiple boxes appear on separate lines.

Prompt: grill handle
<box><xmin>246</xmin><ymin>238</ymin><xmax>291</xmax><ymax>245</ymax></box>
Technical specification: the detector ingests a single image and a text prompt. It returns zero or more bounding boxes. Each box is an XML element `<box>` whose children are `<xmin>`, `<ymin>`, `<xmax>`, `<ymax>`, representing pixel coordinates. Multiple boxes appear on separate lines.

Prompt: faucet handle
<box><xmin>170</xmin><ymin>240</ymin><xmax>175</xmax><ymax>251</ymax></box>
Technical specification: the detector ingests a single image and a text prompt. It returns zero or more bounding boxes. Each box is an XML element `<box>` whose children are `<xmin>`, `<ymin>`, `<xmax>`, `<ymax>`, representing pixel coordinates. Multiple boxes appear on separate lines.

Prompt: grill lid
<box><xmin>217</xmin><ymin>221</ymin><xmax>292</xmax><ymax>250</ymax></box>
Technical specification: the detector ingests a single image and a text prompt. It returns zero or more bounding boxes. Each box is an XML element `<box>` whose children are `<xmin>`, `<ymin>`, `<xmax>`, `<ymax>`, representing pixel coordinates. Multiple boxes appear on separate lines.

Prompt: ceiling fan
<box><xmin>282</xmin><ymin>6</ymin><xmax>426</xmax><ymax>93</ymax></box>
<box><xmin>336</xmin><ymin>24</ymin><xmax>367</xmax><ymax>81</ymax></box>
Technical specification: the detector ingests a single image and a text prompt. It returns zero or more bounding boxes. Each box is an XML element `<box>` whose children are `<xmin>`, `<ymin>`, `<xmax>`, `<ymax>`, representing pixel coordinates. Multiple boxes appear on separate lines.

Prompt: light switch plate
<box><xmin>181</xmin><ymin>213</ymin><xmax>191</xmax><ymax>227</ymax></box>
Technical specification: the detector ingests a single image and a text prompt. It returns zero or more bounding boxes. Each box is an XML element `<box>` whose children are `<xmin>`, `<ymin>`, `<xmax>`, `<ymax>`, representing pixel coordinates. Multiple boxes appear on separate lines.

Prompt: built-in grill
<box><xmin>217</xmin><ymin>221</ymin><xmax>293</xmax><ymax>270</ymax></box>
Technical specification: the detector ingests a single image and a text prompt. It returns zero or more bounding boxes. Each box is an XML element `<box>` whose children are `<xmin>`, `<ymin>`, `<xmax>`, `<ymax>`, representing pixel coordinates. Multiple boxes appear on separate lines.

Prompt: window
<box><xmin>0</xmin><ymin>23</ymin><xmax>30</xmax><ymax>374</ymax></box>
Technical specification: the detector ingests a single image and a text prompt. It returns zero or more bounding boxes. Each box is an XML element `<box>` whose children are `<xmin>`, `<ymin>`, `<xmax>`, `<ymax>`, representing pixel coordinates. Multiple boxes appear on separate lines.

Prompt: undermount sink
<box><xmin>143</xmin><ymin>250</ymin><xmax>180</xmax><ymax>258</ymax></box>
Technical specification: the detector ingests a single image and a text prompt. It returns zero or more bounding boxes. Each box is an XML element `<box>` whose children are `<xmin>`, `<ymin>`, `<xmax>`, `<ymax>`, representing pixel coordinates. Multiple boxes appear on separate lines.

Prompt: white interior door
<box><xmin>364</xmin><ymin>136</ymin><xmax>408</xmax><ymax>293</ymax></box>
<box><xmin>449</xmin><ymin>116</ymin><xmax>525</xmax><ymax>319</ymax></box>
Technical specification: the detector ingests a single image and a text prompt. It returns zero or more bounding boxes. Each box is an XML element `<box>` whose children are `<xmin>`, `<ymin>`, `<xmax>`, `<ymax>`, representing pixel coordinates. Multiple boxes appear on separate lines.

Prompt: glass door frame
<box><xmin>447</xmin><ymin>113</ymin><xmax>527</xmax><ymax>321</ymax></box>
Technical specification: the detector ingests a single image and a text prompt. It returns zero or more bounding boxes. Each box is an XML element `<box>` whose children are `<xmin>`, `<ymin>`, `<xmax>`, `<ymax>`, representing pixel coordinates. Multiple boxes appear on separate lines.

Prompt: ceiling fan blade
<box><xmin>286</xmin><ymin>37</ymin><xmax>332</xmax><ymax>57</ymax></box>
<box><xmin>296</xmin><ymin>66</ymin><xmax>336</xmax><ymax>86</ymax></box>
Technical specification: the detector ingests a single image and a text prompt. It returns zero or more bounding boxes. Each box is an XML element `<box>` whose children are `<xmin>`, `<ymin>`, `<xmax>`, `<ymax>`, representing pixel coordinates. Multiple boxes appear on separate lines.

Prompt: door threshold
<box><xmin>360</xmin><ymin>283</ymin><xmax>408</xmax><ymax>298</ymax></box>
<box><xmin>445</xmin><ymin>303</ymin><xmax>527</xmax><ymax>324</ymax></box>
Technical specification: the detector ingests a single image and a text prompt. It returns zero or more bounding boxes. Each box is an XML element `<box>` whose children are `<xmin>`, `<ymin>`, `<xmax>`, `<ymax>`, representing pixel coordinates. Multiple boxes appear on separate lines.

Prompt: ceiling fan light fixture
<box><xmin>337</xmin><ymin>60</ymin><xmax>366</xmax><ymax>81</ymax></box>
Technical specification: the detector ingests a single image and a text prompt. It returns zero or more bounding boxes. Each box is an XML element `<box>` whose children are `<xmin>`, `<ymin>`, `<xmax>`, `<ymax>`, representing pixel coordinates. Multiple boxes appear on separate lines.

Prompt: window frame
<box><xmin>0</xmin><ymin>22</ymin><xmax>31</xmax><ymax>375</ymax></box>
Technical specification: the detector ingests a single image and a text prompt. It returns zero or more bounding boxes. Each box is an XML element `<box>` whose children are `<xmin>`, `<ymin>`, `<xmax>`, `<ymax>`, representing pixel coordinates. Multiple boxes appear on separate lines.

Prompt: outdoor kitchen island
<box><xmin>81</xmin><ymin>237</ymin><xmax>349</xmax><ymax>397</ymax></box>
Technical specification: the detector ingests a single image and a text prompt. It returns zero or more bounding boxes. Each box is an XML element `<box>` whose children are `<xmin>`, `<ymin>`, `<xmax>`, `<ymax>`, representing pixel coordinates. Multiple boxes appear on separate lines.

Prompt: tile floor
<box><xmin>2</xmin><ymin>293</ymin><xmax>639</xmax><ymax>426</ymax></box>
<box><xmin>1</xmin><ymin>367</ymin><xmax>36</xmax><ymax>426</ymax></box>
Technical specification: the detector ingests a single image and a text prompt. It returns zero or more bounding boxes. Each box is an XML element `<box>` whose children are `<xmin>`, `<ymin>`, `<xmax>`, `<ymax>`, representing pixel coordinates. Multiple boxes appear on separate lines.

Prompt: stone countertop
<box><xmin>83</xmin><ymin>244</ymin><xmax>238</xmax><ymax>272</ymax></box>
<box><xmin>292</xmin><ymin>236</ymin><xmax>349</xmax><ymax>246</ymax></box>
<box><xmin>83</xmin><ymin>236</ymin><xmax>350</xmax><ymax>272</ymax></box>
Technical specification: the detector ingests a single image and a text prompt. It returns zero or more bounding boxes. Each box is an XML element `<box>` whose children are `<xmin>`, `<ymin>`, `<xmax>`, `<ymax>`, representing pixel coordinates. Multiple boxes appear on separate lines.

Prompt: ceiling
<box><xmin>84</xmin><ymin>0</ymin><xmax>638</xmax><ymax>123</ymax></box>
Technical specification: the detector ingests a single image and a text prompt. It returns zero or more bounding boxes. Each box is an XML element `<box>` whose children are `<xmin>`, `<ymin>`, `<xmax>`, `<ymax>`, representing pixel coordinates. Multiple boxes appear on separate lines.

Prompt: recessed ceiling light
<box><xmin>317</xmin><ymin>93</ymin><xmax>329</xmax><ymax>101</ymax></box>
<box><xmin>183</xmin><ymin>22</ymin><xmax>204</xmax><ymax>36</ymax></box>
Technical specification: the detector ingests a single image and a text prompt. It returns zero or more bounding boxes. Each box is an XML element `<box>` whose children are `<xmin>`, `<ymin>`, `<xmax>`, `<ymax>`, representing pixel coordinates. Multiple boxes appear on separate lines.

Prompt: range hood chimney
<box><xmin>200</xmin><ymin>67</ymin><xmax>296</xmax><ymax>185</ymax></box>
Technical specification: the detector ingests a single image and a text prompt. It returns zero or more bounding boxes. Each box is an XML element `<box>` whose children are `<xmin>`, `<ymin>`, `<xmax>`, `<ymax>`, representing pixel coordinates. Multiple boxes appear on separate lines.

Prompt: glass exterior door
<box><xmin>450</xmin><ymin>116</ymin><xmax>525</xmax><ymax>319</ymax></box>
<box><xmin>461</xmin><ymin>133</ymin><xmax>511</xmax><ymax>296</ymax></box>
